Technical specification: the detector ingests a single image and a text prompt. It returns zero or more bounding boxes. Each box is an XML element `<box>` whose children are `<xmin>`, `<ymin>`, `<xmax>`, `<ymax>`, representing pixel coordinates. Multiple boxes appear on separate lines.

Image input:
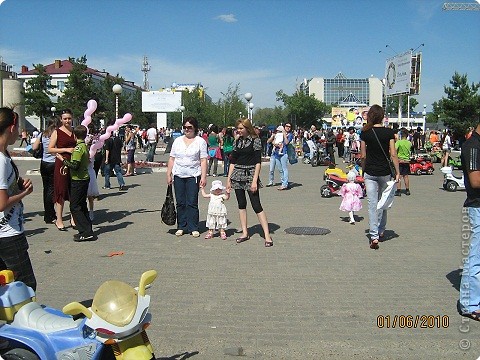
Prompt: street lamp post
<box><xmin>249</xmin><ymin>102</ymin><xmax>254</xmax><ymax>123</ymax></box>
<box><xmin>422</xmin><ymin>104</ymin><xmax>427</xmax><ymax>131</ymax></box>
<box><xmin>49</xmin><ymin>106</ymin><xmax>56</xmax><ymax>130</ymax></box>
<box><xmin>179</xmin><ymin>105</ymin><xmax>185</xmax><ymax>123</ymax></box>
<box><xmin>244</xmin><ymin>92</ymin><xmax>253</xmax><ymax>120</ymax></box>
<box><xmin>112</xmin><ymin>84</ymin><xmax>123</xmax><ymax>120</ymax></box>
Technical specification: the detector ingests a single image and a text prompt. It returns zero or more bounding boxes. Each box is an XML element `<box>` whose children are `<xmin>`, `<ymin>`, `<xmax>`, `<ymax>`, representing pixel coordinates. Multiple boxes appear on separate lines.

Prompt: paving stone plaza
<box><xmin>13</xmin><ymin>144</ymin><xmax>480</xmax><ymax>359</ymax></box>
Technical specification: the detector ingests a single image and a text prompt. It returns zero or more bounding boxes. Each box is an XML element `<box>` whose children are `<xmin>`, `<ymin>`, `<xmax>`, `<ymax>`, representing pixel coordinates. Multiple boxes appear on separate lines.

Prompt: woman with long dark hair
<box><xmin>360</xmin><ymin>105</ymin><xmax>400</xmax><ymax>250</ymax></box>
<box><xmin>227</xmin><ymin>118</ymin><xmax>273</xmax><ymax>247</ymax></box>
<box><xmin>32</xmin><ymin>118</ymin><xmax>57</xmax><ymax>224</ymax></box>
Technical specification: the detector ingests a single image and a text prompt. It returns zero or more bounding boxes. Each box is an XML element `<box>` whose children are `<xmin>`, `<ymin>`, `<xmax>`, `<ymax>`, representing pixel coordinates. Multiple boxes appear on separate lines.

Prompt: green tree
<box><xmin>179</xmin><ymin>86</ymin><xmax>217</xmax><ymax>130</ymax></box>
<box><xmin>56</xmin><ymin>56</ymin><xmax>97</xmax><ymax>120</ymax></box>
<box><xmin>23</xmin><ymin>64</ymin><xmax>56</xmax><ymax>130</ymax></box>
<box><xmin>254</xmin><ymin>106</ymin><xmax>288</xmax><ymax>126</ymax></box>
<box><xmin>434</xmin><ymin>72</ymin><xmax>480</xmax><ymax>135</ymax></box>
<box><xmin>217</xmin><ymin>84</ymin><xmax>246</xmax><ymax>127</ymax></box>
<box><xmin>386</xmin><ymin>96</ymin><xmax>418</xmax><ymax>116</ymax></box>
<box><xmin>275</xmin><ymin>89</ymin><xmax>330</xmax><ymax>128</ymax></box>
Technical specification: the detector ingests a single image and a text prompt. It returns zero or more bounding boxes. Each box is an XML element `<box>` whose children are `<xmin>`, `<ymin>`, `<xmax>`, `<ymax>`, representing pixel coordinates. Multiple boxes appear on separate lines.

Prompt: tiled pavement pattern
<box><xmin>14</xmin><ymin>146</ymin><xmax>479</xmax><ymax>359</ymax></box>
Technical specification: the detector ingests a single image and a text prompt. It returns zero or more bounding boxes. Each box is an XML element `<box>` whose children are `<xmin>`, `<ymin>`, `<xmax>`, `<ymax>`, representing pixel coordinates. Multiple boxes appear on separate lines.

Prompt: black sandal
<box><xmin>265</xmin><ymin>238</ymin><xmax>273</xmax><ymax>247</ymax></box>
<box><xmin>463</xmin><ymin>311</ymin><xmax>480</xmax><ymax>321</ymax></box>
<box><xmin>236</xmin><ymin>235</ymin><xmax>250</xmax><ymax>243</ymax></box>
<box><xmin>370</xmin><ymin>239</ymin><xmax>379</xmax><ymax>250</ymax></box>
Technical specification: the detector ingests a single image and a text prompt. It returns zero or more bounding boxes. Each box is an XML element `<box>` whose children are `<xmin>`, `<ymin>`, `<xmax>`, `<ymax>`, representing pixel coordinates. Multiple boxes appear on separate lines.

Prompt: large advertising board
<box><xmin>330</xmin><ymin>107</ymin><xmax>369</xmax><ymax>128</ymax></box>
<box><xmin>141</xmin><ymin>91</ymin><xmax>182</xmax><ymax>112</ymax></box>
<box><xmin>384</xmin><ymin>50</ymin><xmax>412</xmax><ymax>96</ymax></box>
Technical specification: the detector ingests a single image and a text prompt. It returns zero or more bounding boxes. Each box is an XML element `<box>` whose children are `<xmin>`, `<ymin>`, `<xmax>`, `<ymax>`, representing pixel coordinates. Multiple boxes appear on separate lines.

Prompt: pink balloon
<box><xmin>89</xmin><ymin>113</ymin><xmax>132</xmax><ymax>159</ymax></box>
<box><xmin>116</xmin><ymin>113</ymin><xmax>132</xmax><ymax>125</ymax></box>
<box><xmin>81</xmin><ymin>99</ymin><xmax>97</xmax><ymax>128</ymax></box>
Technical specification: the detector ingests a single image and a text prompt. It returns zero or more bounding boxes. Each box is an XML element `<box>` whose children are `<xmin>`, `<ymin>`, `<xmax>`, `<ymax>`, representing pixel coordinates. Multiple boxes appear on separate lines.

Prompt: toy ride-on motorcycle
<box><xmin>0</xmin><ymin>269</ymin><xmax>157</xmax><ymax>360</ymax></box>
<box><xmin>441</xmin><ymin>166</ymin><xmax>465</xmax><ymax>192</ymax></box>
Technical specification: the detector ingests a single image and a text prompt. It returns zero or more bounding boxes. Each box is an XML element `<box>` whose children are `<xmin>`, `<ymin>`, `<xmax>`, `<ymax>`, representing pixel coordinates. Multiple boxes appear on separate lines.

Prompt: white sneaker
<box><xmin>175</xmin><ymin>229</ymin><xmax>184</xmax><ymax>236</ymax></box>
<box><xmin>89</xmin><ymin>210</ymin><xmax>94</xmax><ymax>221</ymax></box>
<box><xmin>191</xmin><ymin>231</ymin><xmax>200</xmax><ymax>238</ymax></box>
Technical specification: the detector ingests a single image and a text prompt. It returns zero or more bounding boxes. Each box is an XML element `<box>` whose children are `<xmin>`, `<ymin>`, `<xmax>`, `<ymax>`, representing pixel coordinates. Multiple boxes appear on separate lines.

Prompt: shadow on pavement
<box><xmin>446</xmin><ymin>268</ymin><xmax>461</xmax><ymax>292</ymax></box>
<box><xmin>363</xmin><ymin>229</ymin><xmax>399</xmax><ymax>242</ymax></box>
<box><xmin>158</xmin><ymin>351</ymin><xmax>199</xmax><ymax>360</ymax></box>
<box><xmin>341</xmin><ymin>216</ymin><xmax>365</xmax><ymax>223</ymax></box>
<box><xmin>166</xmin><ymin>221</ymin><xmax>281</xmax><ymax>240</ymax></box>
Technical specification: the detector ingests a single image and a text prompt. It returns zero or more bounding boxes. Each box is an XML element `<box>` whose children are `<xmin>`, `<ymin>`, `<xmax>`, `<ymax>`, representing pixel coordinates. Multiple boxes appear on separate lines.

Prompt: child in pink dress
<box><xmin>339</xmin><ymin>171</ymin><xmax>363</xmax><ymax>224</ymax></box>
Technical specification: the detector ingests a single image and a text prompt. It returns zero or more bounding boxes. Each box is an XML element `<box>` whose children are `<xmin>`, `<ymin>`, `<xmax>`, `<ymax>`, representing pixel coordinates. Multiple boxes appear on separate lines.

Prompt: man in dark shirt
<box><xmin>103</xmin><ymin>132</ymin><xmax>126</xmax><ymax>191</ymax></box>
<box><xmin>459</xmin><ymin>121</ymin><xmax>480</xmax><ymax>320</ymax></box>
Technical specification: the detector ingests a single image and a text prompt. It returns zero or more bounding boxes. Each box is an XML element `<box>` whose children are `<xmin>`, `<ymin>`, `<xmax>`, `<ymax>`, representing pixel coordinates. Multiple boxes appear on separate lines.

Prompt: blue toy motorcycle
<box><xmin>0</xmin><ymin>269</ymin><xmax>157</xmax><ymax>360</ymax></box>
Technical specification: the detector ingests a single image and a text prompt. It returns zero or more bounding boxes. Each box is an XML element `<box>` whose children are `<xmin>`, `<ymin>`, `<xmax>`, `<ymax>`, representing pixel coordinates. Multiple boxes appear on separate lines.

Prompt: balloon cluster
<box><xmin>89</xmin><ymin>113</ymin><xmax>132</xmax><ymax>159</ymax></box>
<box><xmin>80</xmin><ymin>99</ymin><xmax>133</xmax><ymax>159</ymax></box>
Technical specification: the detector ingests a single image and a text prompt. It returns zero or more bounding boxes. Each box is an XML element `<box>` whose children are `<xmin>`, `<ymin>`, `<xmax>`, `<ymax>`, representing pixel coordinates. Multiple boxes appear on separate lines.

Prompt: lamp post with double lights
<box><xmin>112</xmin><ymin>84</ymin><xmax>123</xmax><ymax>120</ymax></box>
<box><xmin>244</xmin><ymin>92</ymin><xmax>253</xmax><ymax>120</ymax></box>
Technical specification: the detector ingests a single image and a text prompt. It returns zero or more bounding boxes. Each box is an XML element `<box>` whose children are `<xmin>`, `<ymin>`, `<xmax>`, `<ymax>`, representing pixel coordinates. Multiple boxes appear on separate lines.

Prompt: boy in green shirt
<box><xmin>394</xmin><ymin>129</ymin><xmax>412</xmax><ymax>196</ymax></box>
<box><xmin>56</xmin><ymin>125</ymin><xmax>96</xmax><ymax>242</ymax></box>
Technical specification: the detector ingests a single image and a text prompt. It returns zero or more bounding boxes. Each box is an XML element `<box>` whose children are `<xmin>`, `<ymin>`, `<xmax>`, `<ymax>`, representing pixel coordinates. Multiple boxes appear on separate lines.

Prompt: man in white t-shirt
<box><xmin>145</xmin><ymin>124</ymin><xmax>158</xmax><ymax>162</ymax></box>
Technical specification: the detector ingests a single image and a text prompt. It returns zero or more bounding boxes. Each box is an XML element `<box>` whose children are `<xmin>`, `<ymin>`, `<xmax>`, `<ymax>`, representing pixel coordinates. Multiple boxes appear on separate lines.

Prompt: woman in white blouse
<box><xmin>166</xmin><ymin>117</ymin><xmax>207</xmax><ymax>237</ymax></box>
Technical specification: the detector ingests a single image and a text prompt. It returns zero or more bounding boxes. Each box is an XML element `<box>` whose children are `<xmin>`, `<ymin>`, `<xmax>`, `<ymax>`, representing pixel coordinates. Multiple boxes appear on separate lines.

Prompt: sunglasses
<box><xmin>183</xmin><ymin>125</ymin><xmax>194</xmax><ymax>130</ymax></box>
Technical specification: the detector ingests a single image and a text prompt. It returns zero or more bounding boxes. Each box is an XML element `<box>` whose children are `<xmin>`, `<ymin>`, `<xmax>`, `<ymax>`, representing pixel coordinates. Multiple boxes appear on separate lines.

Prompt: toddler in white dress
<box><xmin>201</xmin><ymin>180</ymin><xmax>230</xmax><ymax>239</ymax></box>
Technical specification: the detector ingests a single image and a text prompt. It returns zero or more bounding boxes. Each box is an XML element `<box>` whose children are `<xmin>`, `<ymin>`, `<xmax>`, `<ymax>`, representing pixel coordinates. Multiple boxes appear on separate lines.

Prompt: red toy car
<box><xmin>409</xmin><ymin>157</ymin><xmax>434</xmax><ymax>175</ymax></box>
<box><xmin>320</xmin><ymin>173</ymin><xmax>366</xmax><ymax>198</ymax></box>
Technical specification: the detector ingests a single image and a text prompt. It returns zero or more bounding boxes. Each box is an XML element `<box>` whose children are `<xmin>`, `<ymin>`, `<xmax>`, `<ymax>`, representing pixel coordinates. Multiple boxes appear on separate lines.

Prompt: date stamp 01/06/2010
<box><xmin>376</xmin><ymin>315</ymin><xmax>449</xmax><ymax>329</ymax></box>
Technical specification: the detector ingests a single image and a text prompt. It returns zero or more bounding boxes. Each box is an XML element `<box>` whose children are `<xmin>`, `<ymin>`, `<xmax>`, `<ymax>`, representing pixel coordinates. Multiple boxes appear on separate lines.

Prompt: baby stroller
<box><xmin>302</xmin><ymin>139</ymin><xmax>313</xmax><ymax>164</ymax></box>
<box><xmin>311</xmin><ymin>139</ymin><xmax>333</xmax><ymax>167</ymax></box>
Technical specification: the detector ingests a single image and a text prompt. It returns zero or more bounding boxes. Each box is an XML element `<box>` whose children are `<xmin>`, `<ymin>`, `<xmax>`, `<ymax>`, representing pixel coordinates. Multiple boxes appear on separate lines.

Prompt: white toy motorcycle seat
<box><xmin>11</xmin><ymin>302</ymin><xmax>82</xmax><ymax>333</ymax></box>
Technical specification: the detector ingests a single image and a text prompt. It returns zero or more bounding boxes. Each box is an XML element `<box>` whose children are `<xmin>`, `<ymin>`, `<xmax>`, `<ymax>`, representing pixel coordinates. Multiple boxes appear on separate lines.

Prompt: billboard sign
<box><xmin>142</xmin><ymin>91</ymin><xmax>182</xmax><ymax>112</ymax></box>
<box><xmin>331</xmin><ymin>107</ymin><xmax>369</xmax><ymax>127</ymax></box>
<box><xmin>384</xmin><ymin>50</ymin><xmax>412</xmax><ymax>96</ymax></box>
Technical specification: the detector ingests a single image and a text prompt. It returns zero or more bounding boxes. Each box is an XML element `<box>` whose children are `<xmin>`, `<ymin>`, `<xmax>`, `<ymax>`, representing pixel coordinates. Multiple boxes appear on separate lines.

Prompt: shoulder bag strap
<box><xmin>371</xmin><ymin>128</ymin><xmax>391</xmax><ymax>163</ymax></box>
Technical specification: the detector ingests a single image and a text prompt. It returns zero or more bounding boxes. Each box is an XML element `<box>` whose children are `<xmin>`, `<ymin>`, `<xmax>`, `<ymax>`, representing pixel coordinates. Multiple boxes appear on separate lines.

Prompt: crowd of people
<box><xmin>2</xmin><ymin>105</ymin><xmax>479</xmax><ymax>325</ymax></box>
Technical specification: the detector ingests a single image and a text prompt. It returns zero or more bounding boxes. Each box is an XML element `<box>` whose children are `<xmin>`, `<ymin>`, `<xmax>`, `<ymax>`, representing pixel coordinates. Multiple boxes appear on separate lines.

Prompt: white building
<box><xmin>17</xmin><ymin>59</ymin><xmax>141</xmax><ymax>129</ymax></box>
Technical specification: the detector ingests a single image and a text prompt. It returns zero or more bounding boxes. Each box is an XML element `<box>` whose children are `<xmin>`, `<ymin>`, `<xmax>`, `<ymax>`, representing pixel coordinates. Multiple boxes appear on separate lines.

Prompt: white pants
<box><xmin>206</xmin><ymin>214</ymin><xmax>227</xmax><ymax>230</ymax></box>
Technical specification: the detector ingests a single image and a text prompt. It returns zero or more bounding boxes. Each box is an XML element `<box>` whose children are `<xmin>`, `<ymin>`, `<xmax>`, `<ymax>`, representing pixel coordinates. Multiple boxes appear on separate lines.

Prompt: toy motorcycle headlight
<box><xmin>91</xmin><ymin>280</ymin><xmax>137</xmax><ymax>327</ymax></box>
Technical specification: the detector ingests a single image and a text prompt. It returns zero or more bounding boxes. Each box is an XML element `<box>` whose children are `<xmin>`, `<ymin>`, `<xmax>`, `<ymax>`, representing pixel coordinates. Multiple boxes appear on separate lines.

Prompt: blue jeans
<box><xmin>269</xmin><ymin>154</ymin><xmax>289</xmax><ymax>187</ymax></box>
<box><xmin>173</xmin><ymin>175</ymin><xmax>200</xmax><ymax>233</ymax></box>
<box><xmin>104</xmin><ymin>163</ymin><xmax>125</xmax><ymax>188</ymax></box>
<box><xmin>364</xmin><ymin>173</ymin><xmax>390</xmax><ymax>240</ymax></box>
<box><xmin>146</xmin><ymin>142</ymin><xmax>157</xmax><ymax>162</ymax></box>
<box><xmin>460</xmin><ymin>207</ymin><xmax>480</xmax><ymax>314</ymax></box>
<box><xmin>224</xmin><ymin>152</ymin><xmax>231</xmax><ymax>176</ymax></box>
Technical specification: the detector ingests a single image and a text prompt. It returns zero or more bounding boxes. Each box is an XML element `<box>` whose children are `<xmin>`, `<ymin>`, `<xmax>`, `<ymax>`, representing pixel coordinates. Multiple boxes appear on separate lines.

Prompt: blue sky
<box><xmin>1</xmin><ymin>0</ymin><xmax>479</xmax><ymax>113</ymax></box>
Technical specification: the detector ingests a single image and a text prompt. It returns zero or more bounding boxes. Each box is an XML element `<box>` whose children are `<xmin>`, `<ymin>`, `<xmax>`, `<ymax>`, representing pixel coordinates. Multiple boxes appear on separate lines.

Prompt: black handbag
<box><xmin>161</xmin><ymin>184</ymin><xmax>176</xmax><ymax>226</ymax></box>
<box><xmin>372</xmin><ymin>128</ymin><xmax>397</xmax><ymax>178</ymax></box>
<box><xmin>32</xmin><ymin>135</ymin><xmax>43</xmax><ymax>159</ymax></box>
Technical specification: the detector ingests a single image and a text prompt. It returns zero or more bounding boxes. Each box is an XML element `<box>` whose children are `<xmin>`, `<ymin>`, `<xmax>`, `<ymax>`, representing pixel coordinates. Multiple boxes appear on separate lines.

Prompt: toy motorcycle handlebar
<box><xmin>62</xmin><ymin>270</ymin><xmax>157</xmax><ymax>317</ymax></box>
